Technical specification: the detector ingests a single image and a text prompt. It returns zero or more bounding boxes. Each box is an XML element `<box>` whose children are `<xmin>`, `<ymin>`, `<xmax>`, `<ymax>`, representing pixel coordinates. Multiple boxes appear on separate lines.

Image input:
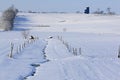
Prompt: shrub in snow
<box><xmin>63</xmin><ymin>28</ymin><xmax>67</xmax><ymax>32</ymax></box>
<box><xmin>21</xmin><ymin>30</ymin><xmax>30</xmax><ymax>39</ymax></box>
<box><xmin>0</xmin><ymin>5</ymin><xmax>18</xmax><ymax>31</ymax></box>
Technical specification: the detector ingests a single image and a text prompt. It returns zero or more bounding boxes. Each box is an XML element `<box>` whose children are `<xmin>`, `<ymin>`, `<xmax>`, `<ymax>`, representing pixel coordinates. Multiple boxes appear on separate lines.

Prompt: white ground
<box><xmin>0</xmin><ymin>13</ymin><xmax>120</xmax><ymax>80</ymax></box>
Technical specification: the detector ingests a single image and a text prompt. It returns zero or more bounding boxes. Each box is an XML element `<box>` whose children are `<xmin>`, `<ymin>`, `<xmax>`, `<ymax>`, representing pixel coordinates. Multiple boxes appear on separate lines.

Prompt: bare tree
<box><xmin>93</xmin><ymin>8</ymin><xmax>104</xmax><ymax>14</ymax></box>
<box><xmin>106</xmin><ymin>7</ymin><xmax>115</xmax><ymax>15</ymax></box>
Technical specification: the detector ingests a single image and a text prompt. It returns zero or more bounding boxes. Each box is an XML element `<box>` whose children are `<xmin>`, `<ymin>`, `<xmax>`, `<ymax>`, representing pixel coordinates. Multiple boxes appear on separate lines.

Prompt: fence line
<box><xmin>58</xmin><ymin>36</ymin><xmax>120</xmax><ymax>58</ymax></box>
<box><xmin>8</xmin><ymin>38</ymin><xmax>38</xmax><ymax>58</ymax></box>
<box><xmin>57</xmin><ymin>35</ymin><xmax>81</xmax><ymax>56</ymax></box>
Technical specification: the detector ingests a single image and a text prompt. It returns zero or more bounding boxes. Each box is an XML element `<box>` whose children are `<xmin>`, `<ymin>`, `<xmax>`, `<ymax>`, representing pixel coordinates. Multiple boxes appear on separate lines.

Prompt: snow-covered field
<box><xmin>1</xmin><ymin>13</ymin><xmax>120</xmax><ymax>80</ymax></box>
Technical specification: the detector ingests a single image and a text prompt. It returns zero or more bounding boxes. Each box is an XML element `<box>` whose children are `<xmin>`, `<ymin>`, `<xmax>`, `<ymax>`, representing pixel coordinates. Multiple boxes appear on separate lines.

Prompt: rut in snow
<box><xmin>45</xmin><ymin>38</ymin><xmax>73</xmax><ymax>60</ymax></box>
<box><xmin>26</xmin><ymin>38</ymin><xmax>74</xmax><ymax>80</ymax></box>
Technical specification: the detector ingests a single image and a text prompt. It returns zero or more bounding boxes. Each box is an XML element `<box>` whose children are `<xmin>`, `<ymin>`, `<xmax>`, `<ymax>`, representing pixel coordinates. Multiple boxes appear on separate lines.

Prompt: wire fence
<box><xmin>57</xmin><ymin>35</ymin><xmax>82</xmax><ymax>56</ymax></box>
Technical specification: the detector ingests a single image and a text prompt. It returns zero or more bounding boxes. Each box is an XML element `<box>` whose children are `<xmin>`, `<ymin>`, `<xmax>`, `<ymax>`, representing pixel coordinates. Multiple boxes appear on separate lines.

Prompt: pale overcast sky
<box><xmin>0</xmin><ymin>0</ymin><xmax>120</xmax><ymax>13</ymax></box>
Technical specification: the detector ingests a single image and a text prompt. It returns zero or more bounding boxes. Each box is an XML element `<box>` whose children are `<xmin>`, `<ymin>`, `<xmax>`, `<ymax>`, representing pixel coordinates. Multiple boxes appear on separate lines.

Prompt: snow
<box><xmin>0</xmin><ymin>32</ymin><xmax>47</xmax><ymax>80</ymax></box>
<box><xmin>14</xmin><ymin>13</ymin><xmax>120</xmax><ymax>34</ymax></box>
<box><xmin>1</xmin><ymin>13</ymin><xmax>120</xmax><ymax>80</ymax></box>
<box><xmin>27</xmin><ymin>38</ymin><xmax>120</xmax><ymax>80</ymax></box>
<box><xmin>45</xmin><ymin>39</ymin><xmax>72</xmax><ymax>60</ymax></box>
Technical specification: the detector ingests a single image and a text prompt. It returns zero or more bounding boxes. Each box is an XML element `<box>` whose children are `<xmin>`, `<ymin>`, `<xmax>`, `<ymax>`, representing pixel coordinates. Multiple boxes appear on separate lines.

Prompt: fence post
<box><xmin>68</xmin><ymin>45</ymin><xmax>71</xmax><ymax>52</ymax></box>
<box><xmin>9</xmin><ymin>43</ymin><xmax>14</xmax><ymax>58</ymax></box>
<box><xmin>79</xmin><ymin>48</ymin><xmax>82</xmax><ymax>55</ymax></box>
<box><xmin>23</xmin><ymin>42</ymin><xmax>26</xmax><ymax>48</ymax></box>
<box><xmin>73</xmin><ymin>48</ymin><xmax>76</xmax><ymax>55</ymax></box>
<box><xmin>75</xmin><ymin>48</ymin><xmax>77</xmax><ymax>56</ymax></box>
<box><xmin>19</xmin><ymin>45</ymin><xmax>22</xmax><ymax>53</ymax></box>
<box><xmin>118</xmin><ymin>46</ymin><xmax>120</xmax><ymax>58</ymax></box>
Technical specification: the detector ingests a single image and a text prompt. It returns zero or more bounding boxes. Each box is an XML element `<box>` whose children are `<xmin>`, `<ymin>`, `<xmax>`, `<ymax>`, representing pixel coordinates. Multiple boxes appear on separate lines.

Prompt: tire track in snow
<box><xmin>26</xmin><ymin>38</ymin><xmax>74</xmax><ymax>80</ymax></box>
<box><xmin>76</xmin><ymin>60</ymin><xmax>98</xmax><ymax>80</ymax></box>
<box><xmin>45</xmin><ymin>38</ymin><xmax>72</xmax><ymax>60</ymax></box>
<box><xmin>44</xmin><ymin>38</ymin><xmax>73</xmax><ymax>80</ymax></box>
<box><xmin>101</xmin><ymin>60</ymin><xmax>120</xmax><ymax>80</ymax></box>
<box><xmin>92</xmin><ymin>59</ymin><xmax>118</xmax><ymax>80</ymax></box>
